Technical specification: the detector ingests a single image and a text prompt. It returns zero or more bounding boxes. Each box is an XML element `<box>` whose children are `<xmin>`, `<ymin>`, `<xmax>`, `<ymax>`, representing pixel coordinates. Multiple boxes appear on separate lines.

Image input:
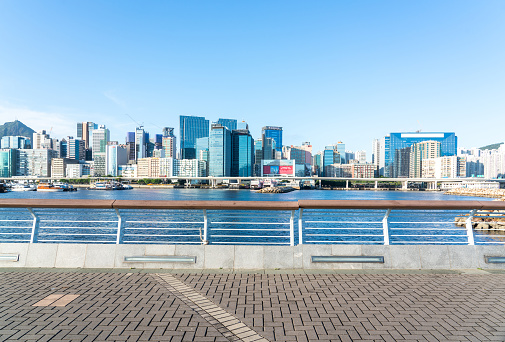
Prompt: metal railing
<box><xmin>0</xmin><ymin>199</ymin><xmax>504</xmax><ymax>245</ymax></box>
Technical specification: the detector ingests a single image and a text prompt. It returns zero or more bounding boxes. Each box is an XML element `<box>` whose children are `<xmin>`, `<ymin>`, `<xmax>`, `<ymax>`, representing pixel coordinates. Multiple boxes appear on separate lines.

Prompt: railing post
<box><xmin>466</xmin><ymin>209</ymin><xmax>477</xmax><ymax>245</ymax></box>
<box><xmin>203</xmin><ymin>209</ymin><xmax>209</xmax><ymax>245</ymax></box>
<box><xmin>115</xmin><ymin>208</ymin><xmax>123</xmax><ymax>244</ymax></box>
<box><xmin>298</xmin><ymin>208</ymin><xmax>304</xmax><ymax>245</ymax></box>
<box><xmin>27</xmin><ymin>208</ymin><xmax>39</xmax><ymax>243</ymax></box>
<box><xmin>383</xmin><ymin>209</ymin><xmax>391</xmax><ymax>245</ymax></box>
<box><xmin>290</xmin><ymin>210</ymin><xmax>295</xmax><ymax>246</ymax></box>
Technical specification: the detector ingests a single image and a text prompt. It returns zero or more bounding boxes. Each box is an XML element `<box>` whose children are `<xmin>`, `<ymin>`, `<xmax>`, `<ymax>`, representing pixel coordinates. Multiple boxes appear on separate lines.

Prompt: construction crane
<box><xmin>125</xmin><ymin>114</ymin><xmax>143</xmax><ymax>128</ymax></box>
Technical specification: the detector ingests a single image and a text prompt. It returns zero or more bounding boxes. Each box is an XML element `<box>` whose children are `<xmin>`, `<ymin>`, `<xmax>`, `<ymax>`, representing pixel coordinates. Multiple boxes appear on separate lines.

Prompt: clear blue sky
<box><xmin>0</xmin><ymin>0</ymin><xmax>504</xmax><ymax>157</ymax></box>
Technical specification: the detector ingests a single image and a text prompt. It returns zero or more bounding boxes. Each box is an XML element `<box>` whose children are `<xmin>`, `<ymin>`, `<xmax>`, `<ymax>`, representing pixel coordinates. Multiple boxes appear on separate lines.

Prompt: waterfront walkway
<box><xmin>1</xmin><ymin>269</ymin><xmax>505</xmax><ymax>342</ymax></box>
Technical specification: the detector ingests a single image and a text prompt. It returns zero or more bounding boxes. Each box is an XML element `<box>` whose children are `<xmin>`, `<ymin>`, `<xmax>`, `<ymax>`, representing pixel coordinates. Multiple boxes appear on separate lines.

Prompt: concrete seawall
<box><xmin>1</xmin><ymin>243</ymin><xmax>504</xmax><ymax>270</ymax></box>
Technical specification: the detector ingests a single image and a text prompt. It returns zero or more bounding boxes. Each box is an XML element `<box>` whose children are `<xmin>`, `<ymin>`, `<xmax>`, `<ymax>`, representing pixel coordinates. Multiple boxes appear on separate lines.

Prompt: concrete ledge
<box><xmin>0</xmin><ymin>243</ymin><xmax>504</xmax><ymax>270</ymax></box>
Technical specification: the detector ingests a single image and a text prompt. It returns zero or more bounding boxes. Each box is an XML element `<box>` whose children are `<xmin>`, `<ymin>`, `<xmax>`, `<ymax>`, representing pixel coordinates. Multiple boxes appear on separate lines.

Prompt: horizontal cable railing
<box><xmin>0</xmin><ymin>199</ymin><xmax>504</xmax><ymax>245</ymax></box>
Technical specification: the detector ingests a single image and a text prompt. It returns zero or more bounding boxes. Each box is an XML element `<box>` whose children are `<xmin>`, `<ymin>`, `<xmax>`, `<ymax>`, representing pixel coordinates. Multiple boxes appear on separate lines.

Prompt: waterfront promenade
<box><xmin>1</xmin><ymin>268</ymin><xmax>505</xmax><ymax>342</ymax></box>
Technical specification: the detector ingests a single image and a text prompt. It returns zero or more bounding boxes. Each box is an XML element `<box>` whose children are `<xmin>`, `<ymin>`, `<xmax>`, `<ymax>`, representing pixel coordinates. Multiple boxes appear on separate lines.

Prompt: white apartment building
<box><xmin>421</xmin><ymin>156</ymin><xmax>466</xmax><ymax>178</ymax></box>
<box><xmin>173</xmin><ymin>159</ymin><xmax>206</xmax><ymax>177</ymax></box>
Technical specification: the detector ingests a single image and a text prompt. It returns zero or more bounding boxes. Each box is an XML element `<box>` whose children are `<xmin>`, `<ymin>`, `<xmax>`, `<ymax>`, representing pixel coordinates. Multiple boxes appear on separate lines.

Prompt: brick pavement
<box><xmin>1</xmin><ymin>270</ymin><xmax>505</xmax><ymax>341</ymax></box>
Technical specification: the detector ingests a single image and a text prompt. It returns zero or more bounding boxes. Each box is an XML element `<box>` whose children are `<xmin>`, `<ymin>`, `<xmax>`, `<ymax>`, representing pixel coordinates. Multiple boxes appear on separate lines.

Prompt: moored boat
<box><xmin>37</xmin><ymin>183</ymin><xmax>65</xmax><ymax>192</ymax></box>
<box><xmin>10</xmin><ymin>182</ymin><xmax>37</xmax><ymax>191</ymax></box>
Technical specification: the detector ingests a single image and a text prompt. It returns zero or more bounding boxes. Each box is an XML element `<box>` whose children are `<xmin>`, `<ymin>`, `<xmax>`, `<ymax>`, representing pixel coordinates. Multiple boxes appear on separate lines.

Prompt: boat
<box><xmin>0</xmin><ymin>183</ymin><xmax>9</xmax><ymax>193</ymax></box>
<box><xmin>37</xmin><ymin>183</ymin><xmax>65</xmax><ymax>192</ymax></box>
<box><xmin>10</xmin><ymin>182</ymin><xmax>37</xmax><ymax>191</ymax></box>
<box><xmin>53</xmin><ymin>182</ymin><xmax>77</xmax><ymax>191</ymax></box>
<box><xmin>88</xmin><ymin>181</ymin><xmax>113</xmax><ymax>190</ymax></box>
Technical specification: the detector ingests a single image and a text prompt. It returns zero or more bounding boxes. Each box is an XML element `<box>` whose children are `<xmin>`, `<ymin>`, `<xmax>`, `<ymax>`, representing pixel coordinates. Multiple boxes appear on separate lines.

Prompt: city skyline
<box><xmin>0</xmin><ymin>1</ymin><xmax>504</xmax><ymax>153</ymax></box>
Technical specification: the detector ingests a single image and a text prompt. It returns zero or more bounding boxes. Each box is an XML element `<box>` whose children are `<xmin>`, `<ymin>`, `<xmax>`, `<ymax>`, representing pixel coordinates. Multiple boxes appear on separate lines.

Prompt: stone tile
<box><xmin>419</xmin><ymin>245</ymin><xmax>451</xmax><ymax>269</ymax></box>
<box><xmin>84</xmin><ymin>244</ymin><xmax>116</xmax><ymax>268</ymax></box>
<box><xmin>55</xmin><ymin>243</ymin><xmax>87</xmax><ymax>268</ymax></box>
<box><xmin>233</xmin><ymin>245</ymin><xmax>264</xmax><ymax>269</ymax></box>
<box><xmin>25</xmin><ymin>244</ymin><xmax>58</xmax><ymax>267</ymax></box>
<box><xmin>204</xmin><ymin>245</ymin><xmax>234</xmax><ymax>269</ymax></box>
<box><xmin>448</xmin><ymin>245</ymin><xmax>478</xmax><ymax>269</ymax></box>
<box><xmin>263</xmin><ymin>246</ymin><xmax>294</xmax><ymax>269</ymax></box>
<box><xmin>390</xmin><ymin>245</ymin><xmax>421</xmax><ymax>269</ymax></box>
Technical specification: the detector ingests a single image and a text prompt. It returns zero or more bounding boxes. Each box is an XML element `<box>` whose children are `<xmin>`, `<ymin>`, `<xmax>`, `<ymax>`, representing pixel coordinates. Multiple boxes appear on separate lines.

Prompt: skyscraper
<box><xmin>162</xmin><ymin>128</ymin><xmax>177</xmax><ymax>159</ymax></box>
<box><xmin>262</xmin><ymin>126</ymin><xmax>282</xmax><ymax>153</ymax></box>
<box><xmin>77</xmin><ymin>122</ymin><xmax>97</xmax><ymax>149</ymax></box>
<box><xmin>217</xmin><ymin>118</ymin><xmax>237</xmax><ymax>131</ymax></box>
<box><xmin>180</xmin><ymin>115</ymin><xmax>209</xmax><ymax>159</ymax></box>
<box><xmin>92</xmin><ymin>125</ymin><xmax>110</xmax><ymax>176</ymax></box>
<box><xmin>135</xmin><ymin>126</ymin><xmax>147</xmax><ymax>160</ymax></box>
<box><xmin>231</xmin><ymin>128</ymin><xmax>254</xmax><ymax>177</ymax></box>
<box><xmin>209</xmin><ymin>123</ymin><xmax>232</xmax><ymax>177</ymax></box>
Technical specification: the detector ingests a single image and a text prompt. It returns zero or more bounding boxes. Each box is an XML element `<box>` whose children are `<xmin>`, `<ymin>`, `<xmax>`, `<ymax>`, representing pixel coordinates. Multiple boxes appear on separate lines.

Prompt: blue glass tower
<box><xmin>209</xmin><ymin>124</ymin><xmax>232</xmax><ymax>177</ymax></box>
<box><xmin>232</xmin><ymin>129</ymin><xmax>254</xmax><ymax>177</ymax></box>
<box><xmin>180</xmin><ymin>115</ymin><xmax>210</xmax><ymax>159</ymax></box>
<box><xmin>262</xmin><ymin>126</ymin><xmax>282</xmax><ymax>152</ymax></box>
<box><xmin>0</xmin><ymin>149</ymin><xmax>16</xmax><ymax>177</ymax></box>
<box><xmin>217</xmin><ymin>118</ymin><xmax>237</xmax><ymax>131</ymax></box>
<box><xmin>384</xmin><ymin>132</ymin><xmax>457</xmax><ymax>177</ymax></box>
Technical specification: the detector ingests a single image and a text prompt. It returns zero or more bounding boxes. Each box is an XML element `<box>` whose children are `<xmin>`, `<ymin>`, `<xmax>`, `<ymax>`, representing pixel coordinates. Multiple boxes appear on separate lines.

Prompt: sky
<box><xmin>0</xmin><ymin>0</ymin><xmax>504</xmax><ymax>158</ymax></box>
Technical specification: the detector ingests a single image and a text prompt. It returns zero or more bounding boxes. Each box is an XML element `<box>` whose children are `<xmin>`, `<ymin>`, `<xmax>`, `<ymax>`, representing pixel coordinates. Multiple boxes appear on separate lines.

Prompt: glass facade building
<box><xmin>262</xmin><ymin>126</ymin><xmax>282</xmax><ymax>152</ymax></box>
<box><xmin>384</xmin><ymin>132</ymin><xmax>457</xmax><ymax>178</ymax></box>
<box><xmin>231</xmin><ymin>129</ymin><xmax>254</xmax><ymax>177</ymax></box>
<box><xmin>180</xmin><ymin>115</ymin><xmax>209</xmax><ymax>159</ymax></box>
<box><xmin>217</xmin><ymin>118</ymin><xmax>237</xmax><ymax>131</ymax></box>
<box><xmin>209</xmin><ymin>124</ymin><xmax>232</xmax><ymax>177</ymax></box>
<box><xmin>1</xmin><ymin>136</ymin><xmax>30</xmax><ymax>149</ymax></box>
<box><xmin>0</xmin><ymin>149</ymin><xmax>16</xmax><ymax>177</ymax></box>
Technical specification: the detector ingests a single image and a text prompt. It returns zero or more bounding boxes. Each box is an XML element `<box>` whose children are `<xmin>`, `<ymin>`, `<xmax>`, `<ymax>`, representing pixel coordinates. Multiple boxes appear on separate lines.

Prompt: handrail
<box><xmin>297</xmin><ymin>200</ymin><xmax>505</xmax><ymax>210</ymax></box>
<box><xmin>1</xmin><ymin>199</ymin><xmax>504</xmax><ymax>210</ymax></box>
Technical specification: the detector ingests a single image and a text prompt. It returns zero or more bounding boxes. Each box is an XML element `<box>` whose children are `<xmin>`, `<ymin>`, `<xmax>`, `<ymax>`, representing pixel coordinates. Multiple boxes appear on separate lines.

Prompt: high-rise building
<box><xmin>231</xmin><ymin>128</ymin><xmax>254</xmax><ymax>177</ymax></box>
<box><xmin>262</xmin><ymin>137</ymin><xmax>276</xmax><ymax>160</ymax></box>
<box><xmin>180</xmin><ymin>115</ymin><xmax>209</xmax><ymax>159</ymax></box>
<box><xmin>173</xmin><ymin>159</ymin><xmax>206</xmax><ymax>177</ymax></box>
<box><xmin>422</xmin><ymin>156</ymin><xmax>466</xmax><ymax>178</ymax></box>
<box><xmin>372</xmin><ymin>138</ymin><xmax>385</xmax><ymax>176</ymax></box>
<box><xmin>32</xmin><ymin>130</ymin><xmax>52</xmax><ymax>149</ymax></box>
<box><xmin>209</xmin><ymin>124</ymin><xmax>232</xmax><ymax>177</ymax></box>
<box><xmin>336</xmin><ymin>142</ymin><xmax>346</xmax><ymax>164</ymax></box>
<box><xmin>217</xmin><ymin>118</ymin><xmax>237</xmax><ymax>131</ymax></box>
<box><xmin>67</xmin><ymin>137</ymin><xmax>85</xmax><ymax>161</ymax></box>
<box><xmin>409</xmin><ymin>141</ymin><xmax>441</xmax><ymax>178</ymax></box>
<box><xmin>262</xmin><ymin>126</ymin><xmax>282</xmax><ymax>152</ymax></box>
<box><xmin>0</xmin><ymin>149</ymin><xmax>16</xmax><ymax>177</ymax></box>
<box><xmin>106</xmin><ymin>142</ymin><xmax>127</xmax><ymax>177</ymax></box>
<box><xmin>92</xmin><ymin>125</ymin><xmax>110</xmax><ymax>176</ymax></box>
<box><xmin>21</xmin><ymin>149</ymin><xmax>58</xmax><ymax>177</ymax></box>
<box><xmin>384</xmin><ymin>132</ymin><xmax>457</xmax><ymax>178</ymax></box>
<box><xmin>1</xmin><ymin>136</ymin><xmax>31</xmax><ymax>149</ymax></box>
<box><xmin>162</xmin><ymin>128</ymin><xmax>177</xmax><ymax>159</ymax></box>
<box><xmin>323</xmin><ymin>145</ymin><xmax>341</xmax><ymax>176</ymax></box>
<box><xmin>135</xmin><ymin>126</ymin><xmax>147</xmax><ymax>160</ymax></box>
<box><xmin>77</xmin><ymin>122</ymin><xmax>97</xmax><ymax>149</ymax></box>
<box><xmin>356</xmin><ymin>150</ymin><xmax>366</xmax><ymax>164</ymax></box>
<box><xmin>51</xmin><ymin>158</ymin><xmax>79</xmax><ymax>179</ymax></box>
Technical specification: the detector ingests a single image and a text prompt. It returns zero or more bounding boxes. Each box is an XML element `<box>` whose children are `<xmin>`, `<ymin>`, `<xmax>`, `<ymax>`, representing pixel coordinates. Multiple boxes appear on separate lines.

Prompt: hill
<box><xmin>480</xmin><ymin>142</ymin><xmax>504</xmax><ymax>150</ymax></box>
<box><xmin>0</xmin><ymin>120</ymin><xmax>35</xmax><ymax>140</ymax></box>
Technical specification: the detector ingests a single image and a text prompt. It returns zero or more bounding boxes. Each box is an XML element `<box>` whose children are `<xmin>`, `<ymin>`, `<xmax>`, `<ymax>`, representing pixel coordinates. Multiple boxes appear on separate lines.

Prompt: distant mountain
<box><xmin>0</xmin><ymin>120</ymin><xmax>35</xmax><ymax>140</ymax></box>
<box><xmin>480</xmin><ymin>142</ymin><xmax>504</xmax><ymax>150</ymax></box>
